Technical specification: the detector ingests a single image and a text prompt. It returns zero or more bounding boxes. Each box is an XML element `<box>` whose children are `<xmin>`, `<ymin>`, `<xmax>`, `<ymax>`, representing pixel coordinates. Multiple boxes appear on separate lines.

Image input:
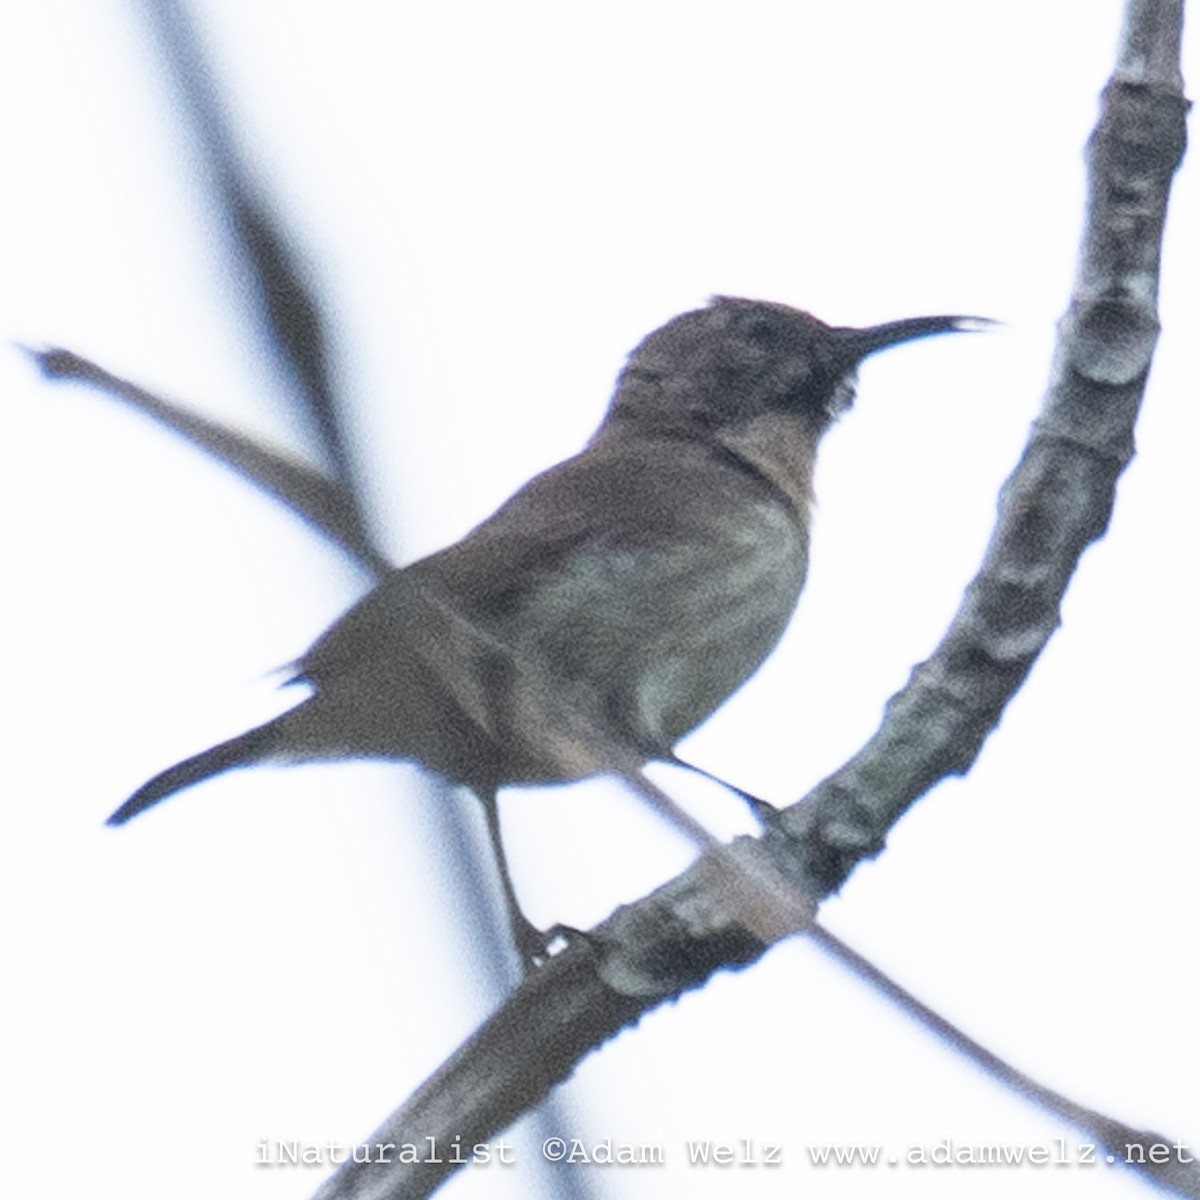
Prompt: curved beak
<box><xmin>836</xmin><ymin>315</ymin><xmax>997</xmax><ymax>363</ymax></box>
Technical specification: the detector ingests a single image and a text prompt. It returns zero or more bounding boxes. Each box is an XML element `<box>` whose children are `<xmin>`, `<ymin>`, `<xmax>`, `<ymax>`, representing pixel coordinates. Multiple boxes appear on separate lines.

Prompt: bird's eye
<box><xmin>744</xmin><ymin>317</ymin><xmax>782</xmax><ymax>346</ymax></box>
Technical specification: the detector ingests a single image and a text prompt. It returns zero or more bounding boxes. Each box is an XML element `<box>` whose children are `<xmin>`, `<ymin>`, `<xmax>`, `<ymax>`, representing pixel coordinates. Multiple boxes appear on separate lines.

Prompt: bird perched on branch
<box><xmin>110</xmin><ymin>297</ymin><xmax>987</xmax><ymax>965</ymax></box>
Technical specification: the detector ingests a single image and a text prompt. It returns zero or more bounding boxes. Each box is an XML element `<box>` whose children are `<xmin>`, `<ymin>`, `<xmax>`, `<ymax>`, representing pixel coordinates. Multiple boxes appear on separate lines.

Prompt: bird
<box><xmin>109</xmin><ymin>296</ymin><xmax>987</xmax><ymax>965</ymax></box>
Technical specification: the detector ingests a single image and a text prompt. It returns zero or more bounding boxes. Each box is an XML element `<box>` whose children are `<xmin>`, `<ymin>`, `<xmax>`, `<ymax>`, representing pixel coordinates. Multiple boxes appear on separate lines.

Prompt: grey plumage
<box><xmin>110</xmin><ymin>296</ymin><xmax>984</xmax><ymax>958</ymax></box>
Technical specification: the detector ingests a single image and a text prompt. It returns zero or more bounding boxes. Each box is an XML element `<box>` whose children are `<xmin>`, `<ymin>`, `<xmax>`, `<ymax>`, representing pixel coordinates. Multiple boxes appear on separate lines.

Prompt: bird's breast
<box><xmin>503</xmin><ymin>492</ymin><xmax>809</xmax><ymax>758</ymax></box>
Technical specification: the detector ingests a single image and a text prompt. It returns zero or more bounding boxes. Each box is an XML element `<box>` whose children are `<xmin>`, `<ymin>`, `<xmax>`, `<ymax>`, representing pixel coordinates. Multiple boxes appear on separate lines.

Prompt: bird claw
<box><xmin>513</xmin><ymin>921</ymin><xmax>589</xmax><ymax>974</ymax></box>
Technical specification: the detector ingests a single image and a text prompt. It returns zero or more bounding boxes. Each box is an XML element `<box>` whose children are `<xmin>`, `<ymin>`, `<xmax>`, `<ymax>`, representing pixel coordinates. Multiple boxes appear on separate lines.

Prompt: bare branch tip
<box><xmin>951</xmin><ymin>316</ymin><xmax>1002</xmax><ymax>334</ymax></box>
<box><xmin>19</xmin><ymin>344</ymin><xmax>90</xmax><ymax>381</ymax></box>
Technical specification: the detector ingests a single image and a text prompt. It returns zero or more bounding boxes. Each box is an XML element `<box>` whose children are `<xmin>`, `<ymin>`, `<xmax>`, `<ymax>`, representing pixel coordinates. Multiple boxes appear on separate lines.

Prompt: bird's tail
<box><xmin>107</xmin><ymin>718</ymin><xmax>287</xmax><ymax>826</ymax></box>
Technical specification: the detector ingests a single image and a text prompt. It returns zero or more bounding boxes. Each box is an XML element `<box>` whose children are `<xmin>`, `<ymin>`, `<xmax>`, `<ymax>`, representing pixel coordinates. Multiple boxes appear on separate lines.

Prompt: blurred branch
<box><xmin>306</xmin><ymin>2</ymin><xmax>1193</xmax><ymax>1197</ymax></box>
<box><xmin>144</xmin><ymin>0</ymin><xmax>367</xmax><ymax>502</ymax></box>
<box><xmin>27</xmin><ymin>347</ymin><xmax>389</xmax><ymax>574</ymax></box>
<box><xmin>810</xmin><ymin>927</ymin><xmax>1200</xmax><ymax>1198</ymax></box>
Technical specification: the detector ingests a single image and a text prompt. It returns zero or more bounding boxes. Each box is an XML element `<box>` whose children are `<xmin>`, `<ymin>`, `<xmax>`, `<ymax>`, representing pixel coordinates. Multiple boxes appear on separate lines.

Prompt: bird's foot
<box><xmin>512</xmin><ymin>919</ymin><xmax>588</xmax><ymax>975</ymax></box>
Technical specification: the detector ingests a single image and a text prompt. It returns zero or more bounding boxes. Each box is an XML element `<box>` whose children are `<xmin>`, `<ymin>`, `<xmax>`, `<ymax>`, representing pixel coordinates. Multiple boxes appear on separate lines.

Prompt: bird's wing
<box><xmin>302</xmin><ymin>431</ymin><xmax>792</xmax><ymax>674</ymax></box>
<box><xmin>297</xmin><ymin>450</ymin><xmax>594</xmax><ymax>685</ymax></box>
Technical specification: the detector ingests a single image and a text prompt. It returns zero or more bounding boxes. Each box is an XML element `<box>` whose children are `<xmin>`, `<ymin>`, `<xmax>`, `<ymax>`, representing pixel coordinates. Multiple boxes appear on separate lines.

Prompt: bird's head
<box><xmin>610</xmin><ymin>296</ymin><xmax>989</xmax><ymax>435</ymax></box>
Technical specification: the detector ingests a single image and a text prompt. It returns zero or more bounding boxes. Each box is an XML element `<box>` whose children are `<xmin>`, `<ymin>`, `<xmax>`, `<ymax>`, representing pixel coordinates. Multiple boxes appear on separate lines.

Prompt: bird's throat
<box><xmin>707</xmin><ymin>412</ymin><xmax>818</xmax><ymax>527</ymax></box>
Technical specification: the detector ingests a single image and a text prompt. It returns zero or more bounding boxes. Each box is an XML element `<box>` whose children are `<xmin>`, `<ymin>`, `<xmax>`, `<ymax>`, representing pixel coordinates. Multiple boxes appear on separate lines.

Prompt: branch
<box><xmin>810</xmin><ymin>927</ymin><xmax>1200</xmax><ymax>1199</ymax></box>
<box><xmin>27</xmin><ymin>347</ymin><xmax>390</xmax><ymax>576</ymax></box>
<box><xmin>144</xmin><ymin>0</ymin><xmax>370</xmax><ymax>504</ymax></box>
<box><xmin>780</xmin><ymin>0</ymin><xmax>1189</xmax><ymax>890</ymax></box>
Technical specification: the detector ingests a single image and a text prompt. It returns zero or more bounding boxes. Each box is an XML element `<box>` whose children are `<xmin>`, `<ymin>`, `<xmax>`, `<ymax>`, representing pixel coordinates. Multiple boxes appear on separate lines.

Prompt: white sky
<box><xmin>1</xmin><ymin>3</ymin><xmax>1197</xmax><ymax>1199</ymax></box>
